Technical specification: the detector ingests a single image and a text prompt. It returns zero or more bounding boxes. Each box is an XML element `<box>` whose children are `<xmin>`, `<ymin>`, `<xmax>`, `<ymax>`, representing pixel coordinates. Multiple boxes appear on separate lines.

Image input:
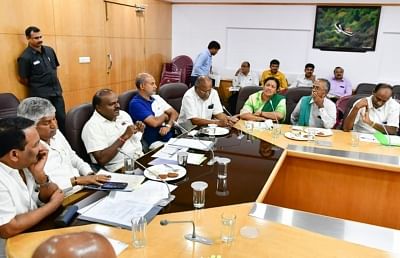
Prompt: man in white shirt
<box><xmin>82</xmin><ymin>89</ymin><xmax>145</xmax><ymax>172</ymax></box>
<box><xmin>0</xmin><ymin>117</ymin><xmax>64</xmax><ymax>257</ymax></box>
<box><xmin>229</xmin><ymin>61</ymin><xmax>259</xmax><ymax>114</ymax></box>
<box><xmin>291</xmin><ymin>79</ymin><xmax>336</xmax><ymax>129</ymax></box>
<box><xmin>178</xmin><ymin>76</ymin><xmax>238</xmax><ymax>130</ymax></box>
<box><xmin>343</xmin><ymin>83</ymin><xmax>400</xmax><ymax>134</ymax></box>
<box><xmin>232</xmin><ymin>61</ymin><xmax>259</xmax><ymax>88</ymax></box>
<box><xmin>17</xmin><ymin>97</ymin><xmax>110</xmax><ymax>191</ymax></box>
<box><xmin>290</xmin><ymin>63</ymin><xmax>316</xmax><ymax>88</ymax></box>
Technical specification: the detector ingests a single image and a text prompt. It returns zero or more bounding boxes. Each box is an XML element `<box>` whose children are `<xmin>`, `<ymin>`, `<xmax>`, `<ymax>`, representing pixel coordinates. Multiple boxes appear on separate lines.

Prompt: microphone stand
<box><xmin>173</xmin><ymin>121</ymin><xmax>218</xmax><ymax>165</ymax></box>
<box><xmin>160</xmin><ymin>219</ymin><xmax>213</xmax><ymax>245</ymax></box>
<box><xmin>117</xmin><ymin>148</ymin><xmax>175</xmax><ymax>207</ymax></box>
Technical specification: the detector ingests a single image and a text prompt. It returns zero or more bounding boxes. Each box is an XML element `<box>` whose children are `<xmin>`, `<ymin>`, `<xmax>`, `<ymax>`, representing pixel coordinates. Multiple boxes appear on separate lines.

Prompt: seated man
<box><xmin>82</xmin><ymin>89</ymin><xmax>145</xmax><ymax>172</ymax></box>
<box><xmin>129</xmin><ymin>73</ymin><xmax>178</xmax><ymax>149</ymax></box>
<box><xmin>177</xmin><ymin>76</ymin><xmax>238</xmax><ymax>130</ymax></box>
<box><xmin>17</xmin><ymin>97</ymin><xmax>110</xmax><ymax>191</ymax></box>
<box><xmin>290</xmin><ymin>63</ymin><xmax>316</xmax><ymax>88</ymax></box>
<box><xmin>32</xmin><ymin>232</ymin><xmax>117</xmax><ymax>258</ymax></box>
<box><xmin>327</xmin><ymin>66</ymin><xmax>352</xmax><ymax>101</ymax></box>
<box><xmin>229</xmin><ymin>61</ymin><xmax>259</xmax><ymax>114</ymax></box>
<box><xmin>0</xmin><ymin>117</ymin><xmax>64</xmax><ymax>256</ymax></box>
<box><xmin>260</xmin><ymin>59</ymin><xmax>288</xmax><ymax>91</ymax></box>
<box><xmin>291</xmin><ymin>79</ymin><xmax>336</xmax><ymax>129</ymax></box>
<box><xmin>343</xmin><ymin>83</ymin><xmax>399</xmax><ymax>135</ymax></box>
<box><xmin>240</xmin><ymin>77</ymin><xmax>286</xmax><ymax>122</ymax></box>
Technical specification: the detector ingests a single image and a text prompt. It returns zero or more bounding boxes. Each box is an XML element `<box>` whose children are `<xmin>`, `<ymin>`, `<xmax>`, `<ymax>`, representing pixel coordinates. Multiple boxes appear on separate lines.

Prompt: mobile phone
<box><xmin>100</xmin><ymin>181</ymin><xmax>128</xmax><ymax>190</ymax></box>
<box><xmin>85</xmin><ymin>181</ymin><xmax>128</xmax><ymax>190</ymax></box>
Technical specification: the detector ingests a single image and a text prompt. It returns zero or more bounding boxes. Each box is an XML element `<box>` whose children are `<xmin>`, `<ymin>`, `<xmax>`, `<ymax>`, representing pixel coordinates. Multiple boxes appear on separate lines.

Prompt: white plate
<box><xmin>201</xmin><ymin>127</ymin><xmax>230</xmax><ymax>136</ymax></box>
<box><xmin>144</xmin><ymin>164</ymin><xmax>186</xmax><ymax>182</ymax></box>
<box><xmin>284</xmin><ymin>132</ymin><xmax>309</xmax><ymax>141</ymax></box>
<box><xmin>304</xmin><ymin>128</ymin><xmax>333</xmax><ymax>137</ymax></box>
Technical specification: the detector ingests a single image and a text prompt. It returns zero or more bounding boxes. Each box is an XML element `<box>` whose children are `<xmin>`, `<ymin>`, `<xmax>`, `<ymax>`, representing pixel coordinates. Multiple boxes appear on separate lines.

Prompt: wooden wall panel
<box><xmin>144</xmin><ymin>0</ymin><xmax>172</xmax><ymax>39</ymax></box>
<box><xmin>264</xmin><ymin>155</ymin><xmax>400</xmax><ymax>229</ymax></box>
<box><xmin>0</xmin><ymin>0</ymin><xmax>54</xmax><ymax>34</ymax></box>
<box><xmin>104</xmin><ymin>3</ymin><xmax>144</xmax><ymax>38</ymax></box>
<box><xmin>55</xmin><ymin>36</ymin><xmax>107</xmax><ymax>91</ymax></box>
<box><xmin>145</xmin><ymin>39</ymin><xmax>171</xmax><ymax>84</ymax></box>
<box><xmin>53</xmin><ymin>0</ymin><xmax>105</xmax><ymax>36</ymax></box>
<box><xmin>0</xmin><ymin>0</ymin><xmax>171</xmax><ymax>110</ymax></box>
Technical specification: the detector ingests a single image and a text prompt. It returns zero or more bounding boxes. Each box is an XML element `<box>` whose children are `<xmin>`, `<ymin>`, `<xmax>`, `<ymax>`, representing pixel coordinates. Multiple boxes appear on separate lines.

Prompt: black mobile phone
<box><xmin>100</xmin><ymin>181</ymin><xmax>128</xmax><ymax>190</ymax></box>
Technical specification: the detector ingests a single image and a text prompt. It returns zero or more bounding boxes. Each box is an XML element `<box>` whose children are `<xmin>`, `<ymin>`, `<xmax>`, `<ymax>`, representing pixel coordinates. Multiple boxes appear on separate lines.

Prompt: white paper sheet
<box><xmin>167</xmin><ymin>138</ymin><xmax>213</xmax><ymax>151</ymax></box>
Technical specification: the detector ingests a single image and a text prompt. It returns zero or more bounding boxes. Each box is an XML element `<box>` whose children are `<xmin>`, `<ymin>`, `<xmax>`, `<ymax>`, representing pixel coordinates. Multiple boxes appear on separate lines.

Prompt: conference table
<box><xmin>6</xmin><ymin>121</ymin><xmax>400</xmax><ymax>257</ymax></box>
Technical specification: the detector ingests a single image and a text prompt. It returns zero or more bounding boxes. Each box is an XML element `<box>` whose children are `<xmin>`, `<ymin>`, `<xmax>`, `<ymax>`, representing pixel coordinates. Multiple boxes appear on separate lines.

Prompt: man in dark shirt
<box><xmin>17</xmin><ymin>26</ymin><xmax>66</xmax><ymax>134</ymax></box>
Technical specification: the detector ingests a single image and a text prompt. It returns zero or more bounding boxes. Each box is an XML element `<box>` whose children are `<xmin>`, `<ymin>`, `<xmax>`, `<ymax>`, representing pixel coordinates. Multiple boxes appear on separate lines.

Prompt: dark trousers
<box><xmin>228</xmin><ymin>92</ymin><xmax>239</xmax><ymax>115</ymax></box>
<box><xmin>45</xmin><ymin>95</ymin><xmax>66</xmax><ymax>135</ymax></box>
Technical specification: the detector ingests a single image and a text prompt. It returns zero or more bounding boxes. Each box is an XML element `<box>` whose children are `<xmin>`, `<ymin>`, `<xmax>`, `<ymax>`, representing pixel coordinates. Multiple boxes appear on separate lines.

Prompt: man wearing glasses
<box><xmin>17</xmin><ymin>26</ymin><xmax>66</xmax><ymax>135</ymax></box>
<box><xmin>178</xmin><ymin>76</ymin><xmax>237</xmax><ymax>130</ymax></box>
<box><xmin>291</xmin><ymin>79</ymin><xmax>336</xmax><ymax>129</ymax></box>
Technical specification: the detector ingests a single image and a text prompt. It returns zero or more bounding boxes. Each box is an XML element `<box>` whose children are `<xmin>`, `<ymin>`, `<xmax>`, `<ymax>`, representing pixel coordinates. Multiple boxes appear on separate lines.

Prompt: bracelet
<box><xmin>73</xmin><ymin>176</ymin><xmax>78</xmax><ymax>186</ymax></box>
<box><xmin>371</xmin><ymin>121</ymin><xmax>375</xmax><ymax>128</ymax></box>
<box><xmin>165</xmin><ymin>124</ymin><xmax>171</xmax><ymax>128</ymax></box>
<box><xmin>119</xmin><ymin>137</ymin><xmax>126</xmax><ymax>143</ymax></box>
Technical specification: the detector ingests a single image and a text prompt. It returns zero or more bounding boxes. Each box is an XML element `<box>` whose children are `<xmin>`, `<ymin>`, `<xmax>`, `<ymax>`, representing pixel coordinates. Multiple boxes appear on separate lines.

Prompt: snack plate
<box><xmin>144</xmin><ymin>164</ymin><xmax>186</xmax><ymax>181</ymax></box>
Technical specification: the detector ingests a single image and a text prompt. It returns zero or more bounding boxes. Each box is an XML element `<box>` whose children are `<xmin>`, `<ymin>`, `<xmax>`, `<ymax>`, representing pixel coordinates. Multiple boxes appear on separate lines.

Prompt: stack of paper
<box><xmin>78</xmin><ymin>181</ymin><xmax>177</xmax><ymax>229</ymax></box>
<box><xmin>150</xmin><ymin>144</ymin><xmax>207</xmax><ymax>165</ymax></box>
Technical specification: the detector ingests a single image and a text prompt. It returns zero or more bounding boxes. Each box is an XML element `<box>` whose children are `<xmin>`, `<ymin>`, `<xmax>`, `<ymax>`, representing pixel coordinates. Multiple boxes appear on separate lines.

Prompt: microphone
<box><xmin>173</xmin><ymin>121</ymin><xmax>217</xmax><ymax>165</ymax></box>
<box><xmin>222</xmin><ymin>105</ymin><xmax>233</xmax><ymax>117</ymax></box>
<box><xmin>269</xmin><ymin>100</ymin><xmax>279</xmax><ymax>124</ymax></box>
<box><xmin>118</xmin><ymin>148</ymin><xmax>175</xmax><ymax>207</ymax></box>
<box><xmin>160</xmin><ymin>219</ymin><xmax>213</xmax><ymax>245</ymax></box>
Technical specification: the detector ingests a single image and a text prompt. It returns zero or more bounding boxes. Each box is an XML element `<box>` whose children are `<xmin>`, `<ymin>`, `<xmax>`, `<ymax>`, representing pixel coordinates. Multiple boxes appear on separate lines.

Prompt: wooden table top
<box><xmin>7</xmin><ymin>203</ymin><xmax>397</xmax><ymax>258</ymax></box>
<box><xmin>235</xmin><ymin>120</ymin><xmax>400</xmax><ymax>170</ymax></box>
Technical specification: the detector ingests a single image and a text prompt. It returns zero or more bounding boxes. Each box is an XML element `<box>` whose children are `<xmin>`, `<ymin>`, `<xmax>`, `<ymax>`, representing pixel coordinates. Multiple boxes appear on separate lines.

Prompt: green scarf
<box><xmin>262</xmin><ymin>93</ymin><xmax>285</xmax><ymax>112</ymax></box>
<box><xmin>298</xmin><ymin>96</ymin><xmax>312</xmax><ymax>126</ymax></box>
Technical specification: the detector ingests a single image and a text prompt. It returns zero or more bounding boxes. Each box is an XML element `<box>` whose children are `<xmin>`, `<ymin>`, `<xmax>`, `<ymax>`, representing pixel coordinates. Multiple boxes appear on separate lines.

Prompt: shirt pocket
<box><xmin>31</xmin><ymin>60</ymin><xmax>45</xmax><ymax>75</ymax></box>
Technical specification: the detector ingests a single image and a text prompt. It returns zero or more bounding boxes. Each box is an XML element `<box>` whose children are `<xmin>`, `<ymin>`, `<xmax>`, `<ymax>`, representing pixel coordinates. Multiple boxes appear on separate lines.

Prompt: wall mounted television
<box><xmin>312</xmin><ymin>6</ymin><xmax>381</xmax><ymax>52</ymax></box>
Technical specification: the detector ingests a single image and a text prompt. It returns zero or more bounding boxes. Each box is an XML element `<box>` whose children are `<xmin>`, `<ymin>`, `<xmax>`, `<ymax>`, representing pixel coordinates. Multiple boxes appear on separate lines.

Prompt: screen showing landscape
<box><xmin>313</xmin><ymin>6</ymin><xmax>381</xmax><ymax>52</ymax></box>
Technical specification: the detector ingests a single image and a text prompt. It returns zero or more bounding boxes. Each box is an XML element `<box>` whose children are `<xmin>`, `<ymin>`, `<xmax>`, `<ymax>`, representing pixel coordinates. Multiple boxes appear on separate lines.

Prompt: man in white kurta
<box><xmin>344</xmin><ymin>84</ymin><xmax>400</xmax><ymax>135</ymax></box>
<box><xmin>82</xmin><ymin>89</ymin><xmax>144</xmax><ymax>172</ymax></box>
<box><xmin>177</xmin><ymin>76</ymin><xmax>237</xmax><ymax>130</ymax></box>
<box><xmin>0</xmin><ymin>117</ymin><xmax>64</xmax><ymax>258</ymax></box>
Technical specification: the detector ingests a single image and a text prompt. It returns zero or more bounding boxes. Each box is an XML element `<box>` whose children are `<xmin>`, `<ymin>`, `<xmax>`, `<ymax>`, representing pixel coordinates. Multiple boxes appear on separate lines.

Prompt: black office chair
<box><xmin>341</xmin><ymin>94</ymin><xmax>370</xmax><ymax>129</ymax></box>
<box><xmin>284</xmin><ymin>87</ymin><xmax>312</xmax><ymax>124</ymax></box>
<box><xmin>392</xmin><ymin>85</ymin><xmax>400</xmax><ymax>100</ymax></box>
<box><xmin>354</xmin><ymin>83</ymin><xmax>376</xmax><ymax>95</ymax></box>
<box><xmin>64</xmin><ymin>103</ymin><xmax>94</xmax><ymax>163</ymax></box>
<box><xmin>158</xmin><ymin>82</ymin><xmax>188</xmax><ymax>112</ymax></box>
<box><xmin>118</xmin><ymin>89</ymin><xmax>138</xmax><ymax>113</ymax></box>
<box><xmin>0</xmin><ymin>93</ymin><xmax>19</xmax><ymax>118</ymax></box>
<box><xmin>235</xmin><ymin>86</ymin><xmax>262</xmax><ymax>114</ymax></box>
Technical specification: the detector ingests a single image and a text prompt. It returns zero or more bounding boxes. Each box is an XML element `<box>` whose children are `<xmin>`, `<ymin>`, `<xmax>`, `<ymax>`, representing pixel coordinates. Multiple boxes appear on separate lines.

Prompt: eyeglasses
<box><xmin>31</xmin><ymin>36</ymin><xmax>43</xmax><ymax>40</ymax></box>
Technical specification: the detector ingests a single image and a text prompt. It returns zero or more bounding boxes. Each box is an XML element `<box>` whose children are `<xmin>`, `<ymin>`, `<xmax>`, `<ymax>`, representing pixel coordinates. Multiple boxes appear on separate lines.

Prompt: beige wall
<box><xmin>0</xmin><ymin>0</ymin><xmax>171</xmax><ymax>110</ymax></box>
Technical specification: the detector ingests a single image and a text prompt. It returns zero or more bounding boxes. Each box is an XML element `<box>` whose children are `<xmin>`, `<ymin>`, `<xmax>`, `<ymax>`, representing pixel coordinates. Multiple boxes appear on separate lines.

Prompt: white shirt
<box><xmin>151</xmin><ymin>95</ymin><xmax>172</xmax><ymax>117</ymax></box>
<box><xmin>232</xmin><ymin>71</ymin><xmax>259</xmax><ymax>87</ymax></box>
<box><xmin>0</xmin><ymin>163</ymin><xmax>38</xmax><ymax>256</ymax></box>
<box><xmin>353</xmin><ymin>96</ymin><xmax>400</xmax><ymax>134</ymax></box>
<box><xmin>177</xmin><ymin>87</ymin><xmax>223</xmax><ymax>130</ymax></box>
<box><xmin>43</xmin><ymin>130</ymin><xmax>92</xmax><ymax>190</ymax></box>
<box><xmin>291</xmin><ymin>97</ymin><xmax>337</xmax><ymax>129</ymax></box>
<box><xmin>290</xmin><ymin>75</ymin><xmax>314</xmax><ymax>88</ymax></box>
<box><xmin>81</xmin><ymin>110</ymin><xmax>143</xmax><ymax>172</ymax></box>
